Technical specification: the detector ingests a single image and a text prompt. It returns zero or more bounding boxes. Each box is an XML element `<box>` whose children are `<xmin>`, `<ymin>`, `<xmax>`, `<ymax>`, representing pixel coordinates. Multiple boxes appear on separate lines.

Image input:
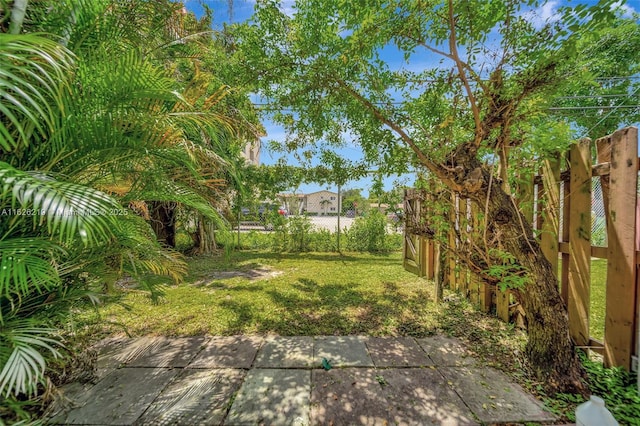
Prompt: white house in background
<box><xmin>241</xmin><ymin>139</ymin><xmax>261</xmax><ymax>165</ymax></box>
<box><xmin>275</xmin><ymin>190</ymin><xmax>343</xmax><ymax>215</ymax></box>
<box><xmin>305</xmin><ymin>190</ymin><xmax>342</xmax><ymax>215</ymax></box>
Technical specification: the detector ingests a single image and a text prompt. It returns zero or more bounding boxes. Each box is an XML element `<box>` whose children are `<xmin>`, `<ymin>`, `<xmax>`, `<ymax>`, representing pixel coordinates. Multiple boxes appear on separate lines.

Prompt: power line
<box><xmin>579</xmin><ymin>85</ymin><xmax>640</xmax><ymax>138</ymax></box>
<box><xmin>255</xmin><ymin>104</ymin><xmax>640</xmax><ymax>112</ymax></box>
<box><xmin>549</xmin><ymin>105</ymin><xmax>640</xmax><ymax>111</ymax></box>
<box><xmin>555</xmin><ymin>93</ymin><xmax>634</xmax><ymax>100</ymax></box>
<box><xmin>594</xmin><ymin>76</ymin><xmax>640</xmax><ymax>81</ymax></box>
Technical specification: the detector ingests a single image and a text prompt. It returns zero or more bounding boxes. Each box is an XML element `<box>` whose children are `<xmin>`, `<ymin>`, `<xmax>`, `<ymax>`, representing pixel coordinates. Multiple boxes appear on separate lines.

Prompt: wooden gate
<box><xmin>403</xmin><ymin>190</ymin><xmax>424</xmax><ymax>276</ymax></box>
<box><xmin>403</xmin><ymin>189</ymin><xmax>436</xmax><ymax>279</ymax></box>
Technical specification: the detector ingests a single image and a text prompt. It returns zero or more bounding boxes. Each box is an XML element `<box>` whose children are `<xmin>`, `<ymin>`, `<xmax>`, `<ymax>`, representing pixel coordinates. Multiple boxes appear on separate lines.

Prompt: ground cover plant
<box><xmin>542</xmin><ymin>351</ymin><xmax>640</xmax><ymax>425</ymax></box>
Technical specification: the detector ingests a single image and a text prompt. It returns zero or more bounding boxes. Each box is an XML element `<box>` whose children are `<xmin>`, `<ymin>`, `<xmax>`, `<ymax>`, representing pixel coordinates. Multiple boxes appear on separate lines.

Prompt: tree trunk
<box><xmin>446</xmin><ymin>154</ymin><xmax>586</xmax><ymax>395</ymax></box>
<box><xmin>9</xmin><ymin>0</ymin><xmax>28</xmax><ymax>34</ymax></box>
<box><xmin>485</xmin><ymin>183</ymin><xmax>585</xmax><ymax>393</ymax></box>
<box><xmin>194</xmin><ymin>218</ymin><xmax>217</xmax><ymax>255</ymax></box>
<box><xmin>149</xmin><ymin>201</ymin><xmax>177</xmax><ymax>248</ymax></box>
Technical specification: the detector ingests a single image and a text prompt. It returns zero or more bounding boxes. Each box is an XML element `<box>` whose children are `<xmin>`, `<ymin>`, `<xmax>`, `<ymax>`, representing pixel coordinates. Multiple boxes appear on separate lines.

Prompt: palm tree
<box><xmin>0</xmin><ymin>32</ymin><xmax>126</xmax><ymax>398</ymax></box>
<box><xmin>0</xmin><ymin>0</ymin><xmax>257</xmax><ymax>404</ymax></box>
<box><xmin>320</xmin><ymin>199</ymin><xmax>332</xmax><ymax>216</ymax></box>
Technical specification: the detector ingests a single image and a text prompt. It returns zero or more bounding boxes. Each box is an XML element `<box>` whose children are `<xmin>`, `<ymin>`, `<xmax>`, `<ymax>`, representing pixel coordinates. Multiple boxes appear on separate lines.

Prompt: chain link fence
<box><xmin>590</xmin><ymin>177</ymin><xmax>607</xmax><ymax>247</ymax></box>
<box><xmin>233</xmin><ymin>182</ymin><xmax>405</xmax><ymax>253</ymax></box>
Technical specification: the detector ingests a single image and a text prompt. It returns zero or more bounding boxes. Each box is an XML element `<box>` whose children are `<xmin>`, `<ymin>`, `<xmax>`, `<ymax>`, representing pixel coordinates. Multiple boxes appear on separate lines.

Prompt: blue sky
<box><xmin>183</xmin><ymin>0</ymin><xmax>639</xmax><ymax>196</ymax></box>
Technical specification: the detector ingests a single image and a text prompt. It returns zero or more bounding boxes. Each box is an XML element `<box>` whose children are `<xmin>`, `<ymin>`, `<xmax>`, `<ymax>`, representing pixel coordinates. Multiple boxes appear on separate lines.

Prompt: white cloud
<box><xmin>611</xmin><ymin>0</ymin><xmax>638</xmax><ymax>18</ymax></box>
<box><xmin>521</xmin><ymin>0</ymin><xmax>560</xmax><ymax>29</ymax></box>
<box><xmin>540</xmin><ymin>0</ymin><xmax>560</xmax><ymax>21</ymax></box>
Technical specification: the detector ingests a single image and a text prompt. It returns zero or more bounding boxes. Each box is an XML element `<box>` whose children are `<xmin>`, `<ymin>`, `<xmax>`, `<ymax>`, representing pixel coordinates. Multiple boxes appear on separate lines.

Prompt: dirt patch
<box><xmin>193</xmin><ymin>267</ymin><xmax>283</xmax><ymax>286</ymax></box>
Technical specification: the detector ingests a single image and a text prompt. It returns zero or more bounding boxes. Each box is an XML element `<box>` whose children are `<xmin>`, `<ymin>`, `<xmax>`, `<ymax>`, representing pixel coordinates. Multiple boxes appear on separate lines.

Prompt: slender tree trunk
<box><xmin>9</xmin><ymin>0</ymin><xmax>28</xmax><ymax>34</ymax></box>
<box><xmin>498</xmin><ymin>144</ymin><xmax>511</xmax><ymax>194</ymax></box>
<box><xmin>196</xmin><ymin>218</ymin><xmax>217</xmax><ymax>254</ymax></box>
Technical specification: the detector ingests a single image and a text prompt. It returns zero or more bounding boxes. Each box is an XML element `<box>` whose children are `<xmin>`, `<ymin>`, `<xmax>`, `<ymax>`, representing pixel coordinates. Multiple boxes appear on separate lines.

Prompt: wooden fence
<box><xmin>403</xmin><ymin>127</ymin><xmax>639</xmax><ymax>371</ymax></box>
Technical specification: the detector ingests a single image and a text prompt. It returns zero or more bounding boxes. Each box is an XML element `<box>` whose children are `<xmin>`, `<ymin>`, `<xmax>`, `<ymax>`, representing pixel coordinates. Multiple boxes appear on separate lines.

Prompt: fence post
<box><xmin>468</xmin><ymin>202</ymin><xmax>482</xmax><ymax>306</ymax></box>
<box><xmin>496</xmin><ymin>288</ymin><xmax>510</xmax><ymax>322</ymax></box>
<box><xmin>541</xmin><ymin>154</ymin><xmax>561</xmax><ymax>278</ymax></box>
<box><xmin>604</xmin><ymin>127</ymin><xmax>638</xmax><ymax>370</ymax></box>
<box><xmin>425</xmin><ymin>238</ymin><xmax>434</xmax><ymax>279</ymax></box>
<box><xmin>459</xmin><ymin>198</ymin><xmax>469</xmax><ymax>296</ymax></box>
<box><xmin>447</xmin><ymin>192</ymin><xmax>458</xmax><ymax>290</ymax></box>
<box><xmin>434</xmin><ymin>241</ymin><xmax>443</xmax><ymax>302</ymax></box>
<box><xmin>568</xmin><ymin>139</ymin><xmax>592</xmax><ymax>347</ymax></box>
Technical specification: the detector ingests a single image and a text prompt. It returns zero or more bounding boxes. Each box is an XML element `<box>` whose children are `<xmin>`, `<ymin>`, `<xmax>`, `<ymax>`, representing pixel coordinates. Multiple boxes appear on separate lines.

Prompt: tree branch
<box><xmin>334</xmin><ymin>79</ymin><xmax>463</xmax><ymax>192</ymax></box>
<box><xmin>447</xmin><ymin>0</ymin><xmax>482</xmax><ymax>148</ymax></box>
<box><xmin>400</xmin><ymin>33</ymin><xmax>488</xmax><ymax>94</ymax></box>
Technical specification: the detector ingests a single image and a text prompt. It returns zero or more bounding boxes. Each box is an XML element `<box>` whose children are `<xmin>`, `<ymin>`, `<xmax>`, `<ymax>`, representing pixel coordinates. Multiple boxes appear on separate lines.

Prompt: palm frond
<box><xmin>126</xmin><ymin>181</ymin><xmax>229</xmax><ymax>232</ymax></box>
<box><xmin>0</xmin><ymin>238</ymin><xmax>64</xmax><ymax>300</ymax></box>
<box><xmin>114</xmin><ymin>214</ymin><xmax>187</xmax><ymax>283</ymax></box>
<box><xmin>0</xmin><ymin>320</ymin><xmax>62</xmax><ymax>397</ymax></box>
<box><xmin>0</xmin><ymin>162</ymin><xmax>121</xmax><ymax>245</ymax></box>
<box><xmin>0</xmin><ymin>33</ymin><xmax>73</xmax><ymax>152</ymax></box>
<box><xmin>73</xmin><ymin>214</ymin><xmax>186</xmax><ymax>302</ymax></box>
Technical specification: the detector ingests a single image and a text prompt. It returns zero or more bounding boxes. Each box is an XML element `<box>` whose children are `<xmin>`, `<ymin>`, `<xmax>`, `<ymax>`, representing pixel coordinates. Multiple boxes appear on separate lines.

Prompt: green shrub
<box><xmin>287</xmin><ymin>216</ymin><xmax>314</xmax><ymax>252</ymax></box>
<box><xmin>386</xmin><ymin>233</ymin><xmax>403</xmax><ymax>250</ymax></box>
<box><xmin>175</xmin><ymin>231</ymin><xmax>194</xmax><ymax>252</ymax></box>
<box><xmin>237</xmin><ymin>230</ymin><xmax>273</xmax><ymax>250</ymax></box>
<box><xmin>345</xmin><ymin>210</ymin><xmax>389</xmax><ymax>252</ymax></box>
<box><xmin>308</xmin><ymin>228</ymin><xmax>338</xmax><ymax>252</ymax></box>
<box><xmin>233</xmin><ymin>214</ymin><xmax>401</xmax><ymax>254</ymax></box>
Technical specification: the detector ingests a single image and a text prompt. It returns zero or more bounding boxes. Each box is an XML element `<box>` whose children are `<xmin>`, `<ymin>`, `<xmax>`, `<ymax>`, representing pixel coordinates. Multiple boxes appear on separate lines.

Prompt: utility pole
<box><xmin>337</xmin><ymin>184</ymin><xmax>341</xmax><ymax>253</ymax></box>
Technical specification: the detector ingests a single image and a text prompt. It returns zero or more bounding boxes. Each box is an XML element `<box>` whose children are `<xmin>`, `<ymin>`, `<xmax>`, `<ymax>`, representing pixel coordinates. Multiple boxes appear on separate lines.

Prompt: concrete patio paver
<box><xmin>134</xmin><ymin>368</ymin><xmax>245</xmax><ymax>426</ymax></box>
<box><xmin>225</xmin><ymin>369</ymin><xmax>311</xmax><ymax>425</ymax></box>
<box><xmin>126</xmin><ymin>336</ymin><xmax>207</xmax><ymax>368</ymax></box>
<box><xmin>378</xmin><ymin>368</ymin><xmax>479</xmax><ymax>425</ymax></box>
<box><xmin>440</xmin><ymin>366</ymin><xmax>557</xmax><ymax>423</ymax></box>
<box><xmin>49</xmin><ymin>334</ymin><xmax>557</xmax><ymax>425</ymax></box>
<box><xmin>310</xmin><ymin>368</ymin><xmax>391</xmax><ymax>425</ymax></box>
<box><xmin>254</xmin><ymin>336</ymin><xmax>314</xmax><ymax>368</ymax></box>
<box><xmin>188</xmin><ymin>336</ymin><xmax>262</xmax><ymax>369</ymax></box>
<box><xmin>94</xmin><ymin>336</ymin><xmax>157</xmax><ymax>377</ymax></box>
<box><xmin>416</xmin><ymin>335</ymin><xmax>478</xmax><ymax>366</ymax></box>
<box><xmin>313</xmin><ymin>335</ymin><xmax>374</xmax><ymax>367</ymax></box>
<box><xmin>52</xmin><ymin>367</ymin><xmax>178</xmax><ymax>425</ymax></box>
<box><xmin>365</xmin><ymin>336</ymin><xmax>434</xmax><ymax>367</ymax></box>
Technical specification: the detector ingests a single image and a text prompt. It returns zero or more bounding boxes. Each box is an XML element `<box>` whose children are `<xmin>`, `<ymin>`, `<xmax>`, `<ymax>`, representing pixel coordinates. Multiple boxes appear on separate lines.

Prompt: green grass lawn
<box><xmin>94</xmin><ymin>249</ymin><xmax>526</xmax><ymax>380</ymax></box>
<box><xmin>590</xmin><ymin>258</ymin><xmax>606</xmax><ymax>341</ymax></box>
<box><xmin>556</xmin><ymin>257</ymin><xmax>607</xmax><ymax>341</ymax></box>
<box><xmin>99</xmin><ymin>251</ymin><xmax>444</xmax><ymax>337</ymax></box>
<box><xmin>96</xmin><ymin>250</ymin><xmax>524</xmax><ymax>357</ymax></box>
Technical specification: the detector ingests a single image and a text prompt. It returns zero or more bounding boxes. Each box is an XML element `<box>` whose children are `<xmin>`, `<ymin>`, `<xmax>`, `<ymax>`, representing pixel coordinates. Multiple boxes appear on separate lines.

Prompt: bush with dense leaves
<box><xmin>344</xmin><ymin>210</ymin><xmax>389</xmax><ymax>252</ymax></box>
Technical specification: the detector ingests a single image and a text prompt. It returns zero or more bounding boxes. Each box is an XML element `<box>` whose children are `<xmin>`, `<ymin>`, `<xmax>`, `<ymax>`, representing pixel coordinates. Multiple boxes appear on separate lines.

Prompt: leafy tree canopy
<box><xmin>229</xmin><ymin>0</ymin><xmax>632</xmax><ymax>178</ymax></box>
<box><xmin>227</xmin><ymin>0</ymin><xmax>636</xmax><ymax>394</ymax></box>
